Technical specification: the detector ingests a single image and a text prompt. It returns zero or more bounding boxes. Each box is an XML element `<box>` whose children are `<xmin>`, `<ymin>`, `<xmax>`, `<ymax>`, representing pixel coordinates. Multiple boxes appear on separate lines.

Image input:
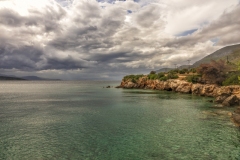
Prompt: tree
<box><xmin>197</xmin><ymin>60</ymin><xmax>230</xmax><ymax>85</ymax></box>
<box><xmin>149</xmin><ymin>71</ymin><xmax>156</xmax><ymax>74</ymax></box>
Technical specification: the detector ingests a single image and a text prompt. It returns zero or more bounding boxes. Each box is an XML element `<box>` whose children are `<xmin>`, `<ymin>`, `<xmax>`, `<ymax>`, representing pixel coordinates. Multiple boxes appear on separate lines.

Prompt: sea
<box><xmin>0</xmin><ymin>81</ymin><xmax>240</xmax><ymax>160</ymax></box>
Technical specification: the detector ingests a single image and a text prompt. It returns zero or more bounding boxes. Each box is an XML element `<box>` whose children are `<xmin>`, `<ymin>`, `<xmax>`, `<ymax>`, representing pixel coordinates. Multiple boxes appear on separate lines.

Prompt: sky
<box><xmin>0</xmin><ymin>0</ymin><xmax>240</xmax><ymax>80</ymax></box>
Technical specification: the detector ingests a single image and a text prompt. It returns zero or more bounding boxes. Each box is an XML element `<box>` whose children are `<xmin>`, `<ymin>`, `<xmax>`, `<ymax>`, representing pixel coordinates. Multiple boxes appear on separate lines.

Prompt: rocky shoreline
<box><xmin>117</xmin><ymin>77</ymin><xmax>240</xmax><ymax>126</ymax></box>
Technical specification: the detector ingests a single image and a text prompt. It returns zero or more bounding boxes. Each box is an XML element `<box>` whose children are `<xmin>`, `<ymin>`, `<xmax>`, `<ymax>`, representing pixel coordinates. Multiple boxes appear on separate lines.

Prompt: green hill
<box><xmin>155</xmin><ymin>44</ymin><xmax>240</xmax><ymax>73</ymax></box>
<box><xmin>192</xmin><ymin>44</ymin><xmax>240</xmax><ymax>67</ymax></box>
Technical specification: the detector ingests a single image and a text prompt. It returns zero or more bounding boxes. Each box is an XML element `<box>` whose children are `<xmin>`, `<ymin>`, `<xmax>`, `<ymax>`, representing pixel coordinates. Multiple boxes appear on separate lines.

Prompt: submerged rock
<box><xmin>234</xmin><ymin>107</ymin><xmax>240</xmax><ymax>114</ymax></box>
<box><xmin>222</xmin><ymin>95</ymin><xmax>239</xmax><ymax>107</ymax></box>
<box><xmin>232</xmin><ymin>107</ymin><xmax>240</xmax><ymax>127</ymax></box>
<box><xmin>215</xmin><ymin>95</ymin><xmax>229</xmax><ymax>104</ymax></box>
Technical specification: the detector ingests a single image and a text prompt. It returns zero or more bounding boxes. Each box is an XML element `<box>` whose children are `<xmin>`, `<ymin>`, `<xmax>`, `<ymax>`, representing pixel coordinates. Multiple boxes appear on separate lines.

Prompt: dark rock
<box><xmin>115</xmin><ymin>86</ymin><xmax>122</xmax><ymax>88</ymax></box>
<box><xmin>234</xmin><ymin>107</ymin><xmax>240</xmax><ymax>114</ymax></box>
<box><xmin>207</xmin><ymin>100</ymin><xmax>214</xmax><ymax>103</ymax></box>
<box><xmin>215</xmin><ymin>95</ymin><xmax>228</xmax><ymax>104</ymax></box>
<box><xmin>222</xmin><ymin>95</ymin><xmax>239</xmax><ymax>107</ymax></box>
<box><xmin>106</xmin><ymin>86</ymin><xmax>111</xmax><ymax>88</ymax></box>
<box><xmin>232</xmin><ymin>113</ymin><xmax>240</xmax><ymax>127</ymax></box>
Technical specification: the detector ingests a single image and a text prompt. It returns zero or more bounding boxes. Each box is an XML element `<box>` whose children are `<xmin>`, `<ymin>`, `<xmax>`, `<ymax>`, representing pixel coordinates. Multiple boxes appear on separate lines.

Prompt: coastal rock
<box><xmin>191</xmin><ymin>84</ymin><xmax>203</xmax><ymax>95</ymax></box>
<box><xmin>232</xmin><ymin>107</ymin><xmax>240</xmax><ymax>126</ymax></box>
<box><xmin>215</xmin><ymin>95</ymin><xmax>228</xmax><ymax>104</ymax></box>
<box><xmin>234</xmin><ymin>107</ymin><xmax>240</xmax><ymax>114</ymax></box>
<box><xmin>201</xmin><ymin>85</ymin><xmax>217</xmax><ymax>97</ymax></box>
<box><xmin>119</xmin><ymin>77</ymin><xmax>240</xmax><ymax>106</ymax></box>
<box><xmin>124</xmin><ymin>82</ymin><xmax>135</xmax><ymax>88</ymax></box>
<box><xmin>232</xmin><ymin>114</ymin><xmax>240</xmax><ymax>127</ymax></box>
<box><xmin>169</xmin><ymin>80</ymin><xmax>179</xmax><ymax>91</ymax></box>
<box><xmin>175</xmin><ymin>81</ymin><xmax>192</xmax><ymax>93</ymax></box>
<box><xmin>215</xmin><ymin>86</ymin><xmax>232</xmax><ymax>97</ymax></box>
<box><xmin>222</xmin><ymin>95</ymin><xmax>239</xmax><ymax>107</ymax></box>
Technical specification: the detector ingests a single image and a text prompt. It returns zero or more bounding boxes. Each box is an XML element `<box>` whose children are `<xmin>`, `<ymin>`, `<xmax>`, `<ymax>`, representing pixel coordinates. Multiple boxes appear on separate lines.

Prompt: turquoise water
<box><xmin>0</xmin><ymin>81</ymin><xmax>240</xmax><ymax>160</ymax></box>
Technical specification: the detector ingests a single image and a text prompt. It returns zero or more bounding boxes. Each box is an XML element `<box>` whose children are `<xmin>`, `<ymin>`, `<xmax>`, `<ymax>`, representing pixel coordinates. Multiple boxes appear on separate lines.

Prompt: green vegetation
<box><xmin>159</xmin><ymin>76</ymin><xmax>168</xmax><ymax>81</ymax></box>
<box><xmin>123</xmin><ymin>74</ymin><xmax>144</xmax><ymax>82</ymax></box>
<box><xmin>192</xmin><ymin>44</ymin><xmax>240</xmax><ymax>67</ymax></box>
<box><xmin>185</xmin><ymin>75</ymin><xmax>200</xmax><ymax>83</ymax></box>
<box><xmin>123</xmin><ymin>56</ymin><xmax>240</xmax><ymax>86</ymax></box>
<box><xmin>189</xmin><ymin>68</ymin><xmax>196</xmax><ymax>73</ymax></box>
<box><xmin>178</xmin><ymin>69</ymin><xmax>187</xmax><ymax>74</ymax></box>
<box><xmin>148</xmin><ymin>74</ymin><xmax>158</xmax><ymax>80</ymax></box>
<box><xmin>166</xmin><ymin>73</ymin><xmax>179</xmax><ymax>79</ymax></box>
<box><xmin>222</xmin><ymin>74</ymin><xmax>240</xmax><ymax>86</ymax></box>
<box><xmin>148</xmin><ymin>72</ymin><xmax>165</xmax><ymax>80</ymax></box>
<box><xmin>149</xmin><ymin>71</ymin><xmax>156</xmax><ymax>74</ymax></box>
<box><xmin>147</xmin><ymin>71</ymin><xmax>178</xmax><ymax>81</ymax></box>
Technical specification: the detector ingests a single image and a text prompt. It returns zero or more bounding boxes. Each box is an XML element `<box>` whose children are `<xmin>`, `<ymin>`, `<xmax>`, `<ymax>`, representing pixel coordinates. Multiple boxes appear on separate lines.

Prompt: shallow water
<box><xmin>0</xmin><ymin>81</ymin><xmax>240</xmax><ymax>160</ymax></box>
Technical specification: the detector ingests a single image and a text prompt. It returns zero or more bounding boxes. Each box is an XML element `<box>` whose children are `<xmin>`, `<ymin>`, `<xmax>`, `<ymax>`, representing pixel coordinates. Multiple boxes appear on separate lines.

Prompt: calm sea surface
<box><xmin>0</xmin><ymin>81</ymin><xmax>240</xmax><ymax>160</ymax></box>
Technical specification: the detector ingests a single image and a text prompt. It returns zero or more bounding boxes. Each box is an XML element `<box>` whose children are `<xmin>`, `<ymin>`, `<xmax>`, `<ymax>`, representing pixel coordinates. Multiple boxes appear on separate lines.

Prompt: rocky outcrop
<box><xmin>222</xmin><ymin>95</ymin><xmax>239</xmax><ymax>107</ymax></box>
<box><xmin>118</xmin><ymin>77</ymin><xmax>240</xmax><ymax>107</ymax></box>
<box><xmin>232</xmin><ymin>107</ymin><xmax>240</xmax><ymax>126</ymax></box>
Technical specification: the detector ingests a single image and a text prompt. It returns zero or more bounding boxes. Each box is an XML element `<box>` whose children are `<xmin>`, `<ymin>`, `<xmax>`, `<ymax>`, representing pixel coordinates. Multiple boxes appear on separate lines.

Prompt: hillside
<box><xmin>156</xmin><ymin>44</ymin><xmax>240</xmax><ymax>73</ymax></box>
<box><xmin>192</xmin><ymin>44</ymin><xmax>240</xmax><ymax>67</ymax></box>
<box><xmin>155</xmin><ymin>68</ymin><xmax>173</xmax><ymax>73</ymax></box>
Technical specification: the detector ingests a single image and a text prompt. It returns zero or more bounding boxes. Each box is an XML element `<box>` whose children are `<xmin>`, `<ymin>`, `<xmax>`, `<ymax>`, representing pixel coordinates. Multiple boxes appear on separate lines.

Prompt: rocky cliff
<box><xmin>118</xmin><ymin>77</ymin><xmax>240</xmax><ymax>106</ymax></box>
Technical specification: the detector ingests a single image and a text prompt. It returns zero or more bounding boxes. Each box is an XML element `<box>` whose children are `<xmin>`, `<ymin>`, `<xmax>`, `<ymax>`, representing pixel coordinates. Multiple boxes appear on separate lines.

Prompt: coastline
<box><xmin>117</xmin><ymin>77</ymin><xmax>240</xmax><ymax>126</ymax></box>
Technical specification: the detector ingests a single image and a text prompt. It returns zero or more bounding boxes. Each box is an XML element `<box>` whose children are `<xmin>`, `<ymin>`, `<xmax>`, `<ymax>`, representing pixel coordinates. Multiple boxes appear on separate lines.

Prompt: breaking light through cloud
<box><xmin>0</xmin><ymin>0</ymin><xmax>240</xmax><ymax>80</ymax></box>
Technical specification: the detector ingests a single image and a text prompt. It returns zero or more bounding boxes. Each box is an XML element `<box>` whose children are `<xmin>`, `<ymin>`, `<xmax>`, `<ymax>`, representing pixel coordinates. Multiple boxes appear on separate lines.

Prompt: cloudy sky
<box><xmin>0</xmin><ymin>0</ymin><xmax>240</xmax><ymax>80</ymax></box>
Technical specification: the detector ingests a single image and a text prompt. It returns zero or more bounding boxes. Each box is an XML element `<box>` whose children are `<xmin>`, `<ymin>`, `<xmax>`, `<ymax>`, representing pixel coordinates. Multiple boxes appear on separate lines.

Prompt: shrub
<box><xmin>186</xmin><ymin>75</ymin><xmax>200</xmax><ymax>83</ymax></box>
<box><xmin>222</xmin><ymin>74</ymin><xmax>240</xmax><ymax>86</ymax></box>
<box><xmin>190</xmin><ymin>68</ymin><xmax>197</xmax><ymax>73</ymax></box>
<box><xmin>148</xmin><ymin>74</ymin><xmax>158</xmax><ymax>80</ymax></box>
<box><xmin>149</xmin><ymin>71</ymin><xmax>156</xmax><ymax>74</ymax></box>
<box><xmin>168</xmin><ymin>70</ymin><xmax>178</xmax><ymax>74</ymax></box>
<box><xmin>157</xmin><ymin>72</ymin><xmax>165</xmax><ymax>78</ymax></box>
<box><xmin>167</xmin><ymin>73</ymin><xmax>179</xmax><ymax>79</ymax></box>
<box><xmin>179</xmin><ymin>70</ymin><xmax>185</xmax><ymax>74</ymax></box>
<box><xmin>159</xmin><ymin>76</ymin><xmax>168</xmax><ymax>81</ymax></box>
<box><xmin>123</xmin><ymin>74</ymin><xmax>144</xmax><ymax>82</ymax></box>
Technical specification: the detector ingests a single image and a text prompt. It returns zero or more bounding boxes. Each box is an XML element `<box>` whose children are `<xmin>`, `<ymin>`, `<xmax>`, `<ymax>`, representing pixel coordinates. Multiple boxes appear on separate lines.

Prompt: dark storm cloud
<box><xmin>43</xmin><ymin>57</ymin><xmax>89</xmax><ymax>70</ymax></box>
<box><xmin>0</xmin><ymin>45</ymin><xmax>44</xmax><ymax>70</ymax></box>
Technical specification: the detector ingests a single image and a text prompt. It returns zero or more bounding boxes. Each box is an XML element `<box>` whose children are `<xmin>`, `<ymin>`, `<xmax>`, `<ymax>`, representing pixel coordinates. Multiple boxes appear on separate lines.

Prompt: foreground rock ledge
<box><xmin>117</xmin><ymin>78</ymin><xmax>240</xmax><ymax>107</ymax></box>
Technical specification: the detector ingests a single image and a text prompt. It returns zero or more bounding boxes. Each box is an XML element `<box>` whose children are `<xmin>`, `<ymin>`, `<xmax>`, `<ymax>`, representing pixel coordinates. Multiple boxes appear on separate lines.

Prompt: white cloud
<box><xmin>164</xmin><ymin>0</ymin><xmax>239</xmax><ymax>35</ymax></box>
<box><xmin>0</xmin><ymin>0</ymin><xmax>239</xmax><ymax>80</ymax></box>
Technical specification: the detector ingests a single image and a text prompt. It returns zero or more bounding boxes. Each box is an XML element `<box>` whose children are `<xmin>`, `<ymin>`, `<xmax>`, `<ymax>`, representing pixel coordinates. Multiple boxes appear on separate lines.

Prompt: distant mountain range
<box><xmin>0</xmin><ymin>76</ymin><xmax>25</xmax><ymax>81</ymax></box>
<box><xmin>21</xmin><ymin>76</ymin><xmax>61</xmax><ymax>81</ymax></box>
<box><xmin>0</xmin><ymin>74</ymin><xmax>61</xmax><ymax>81</ymax></box>
<box><xmin>156</xmin><ymin>44</ymin><xmax>240</xmax><ymax>73</ymax></box>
